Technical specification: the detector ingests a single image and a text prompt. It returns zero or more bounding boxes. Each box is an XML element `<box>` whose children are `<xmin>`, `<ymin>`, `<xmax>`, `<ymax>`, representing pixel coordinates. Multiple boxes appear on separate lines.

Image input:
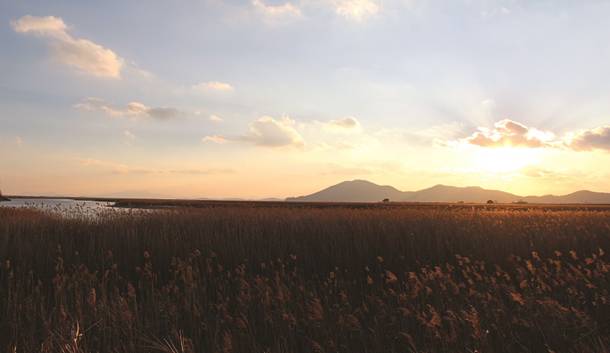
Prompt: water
<box><xmin>0</xmin><ymin>198</ymin><xmax>118</xmax><ymax>218</ymax></box>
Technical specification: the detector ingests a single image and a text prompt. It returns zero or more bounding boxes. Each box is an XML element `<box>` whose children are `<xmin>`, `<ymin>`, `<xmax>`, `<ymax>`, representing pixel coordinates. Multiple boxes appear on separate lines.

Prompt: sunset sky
<box><xmin>2</xmin><ymin>0</ymin><xmax>610</xmax><ymax>199</ymax></box>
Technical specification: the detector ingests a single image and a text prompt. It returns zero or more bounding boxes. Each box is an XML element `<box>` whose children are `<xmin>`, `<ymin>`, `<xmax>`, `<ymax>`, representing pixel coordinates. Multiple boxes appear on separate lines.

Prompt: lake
<box><xmin>0</xmin><ymin>198</ymin><xmax>117</xmax><ymax>217</ymax></box>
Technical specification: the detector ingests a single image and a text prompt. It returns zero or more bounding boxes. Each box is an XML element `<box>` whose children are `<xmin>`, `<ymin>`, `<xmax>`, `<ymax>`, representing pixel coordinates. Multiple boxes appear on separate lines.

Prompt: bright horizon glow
<box><xmin>2</xmin><ymin>1</ymin><xmax>610</xmax><ymax>199</ymax></box>
<box><xmin>469</xmin><ymin>147</ymin><xmax>542</xmax><ymax>175</ymax></box>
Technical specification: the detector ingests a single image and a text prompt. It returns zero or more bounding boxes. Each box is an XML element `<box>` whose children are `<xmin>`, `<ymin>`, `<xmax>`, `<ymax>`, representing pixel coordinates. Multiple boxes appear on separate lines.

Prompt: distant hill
<box><xmin>286</xmin><ymin>180</ymin><xmax>408</xmax><ymax>202</ymax></box>
<box><xmin>259</xmin><ymin>198</ymin><xmax>284</xmax><ymax>202</ymax></box>
<box><xmin>523</xmin><ymin>190</ymin><xmax>610</xmax><ymax>204</ymax></box>
<box><xmin>287</xmin><ymin>180</ymin><xmax>610</xmax><ymax>204</ymax></box>
<box><xmin>408</xmin><ymin>184</ymin><xmax>520</xmax><ymax>203</ymax></box>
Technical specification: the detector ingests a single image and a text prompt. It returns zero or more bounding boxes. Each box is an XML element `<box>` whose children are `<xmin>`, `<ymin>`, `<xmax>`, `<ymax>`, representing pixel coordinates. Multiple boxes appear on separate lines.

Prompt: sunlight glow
<box><xmin>470</xmin><ymin>147</ymin><xmax>542</xmax><ymax>174</ymax></box>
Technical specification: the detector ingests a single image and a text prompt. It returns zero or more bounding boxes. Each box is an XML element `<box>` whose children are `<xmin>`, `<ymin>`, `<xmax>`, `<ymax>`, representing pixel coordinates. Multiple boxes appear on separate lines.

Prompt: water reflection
<box><xmin>0</xmin><ymin>198</ymin><xmax>136</xmax><ymax>218</ymax></box>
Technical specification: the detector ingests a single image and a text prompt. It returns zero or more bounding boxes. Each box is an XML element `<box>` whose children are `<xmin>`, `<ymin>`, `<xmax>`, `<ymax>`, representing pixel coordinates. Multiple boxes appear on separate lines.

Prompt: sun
<box><xmin>471</xmin><ymin>147</ymin><xmax>541</xmax><ymax>174</ymax></box>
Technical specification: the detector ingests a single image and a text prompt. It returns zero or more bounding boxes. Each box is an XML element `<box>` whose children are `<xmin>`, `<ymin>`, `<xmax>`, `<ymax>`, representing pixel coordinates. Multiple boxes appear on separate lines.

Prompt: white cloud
<box><xmin>242</xmin><ymin>116</ymin><xmax>304</xmax><ymax>147</ymax></box>
<box><xmin>208</xmin><ymin>116</ymin><xmax>304</xmax><ymax>148</ymax></box>
<box><xmin>192</xmin><ymin>81</ymin><xmax>235</xmax><ymax>93</ymax></box>
<box><xmin>252</xmin><ymin>0</ymin><xmax>302</xmax><ymax>21</ymax></box>
<box><xmin>463</xmin><ymin>119</ymin><xmax>555</xmax><ymax>148</ymax></box>
<box><xmin>334</xmin><ymin>0</ymin><xmax>379</xmax><ymax>21</ymax></box>
<box><xmin>12</xmin><ymin>15</ymin><xmax>123</xmax><ymax>78</ymax></box>
<box><xmin>11</xmin><ymin>15</ymin><xmax>68</xmax><ymax>38</ymax></box>
<box><xmin>74</xmin><ymin>97</ymin><xmax>182</xmax><ymax>120</ymax></box>
<box><xmin>74</xmin><ymin>97</ymin><xmax>123</xmax><ymax>116</ymax></box>
<box><xmin>209</xmin><ymin>115</ymin><xmax>224</xmax><ymax>123</ymax></box>
<box><xmin>202</xmin><ymin>135</ymin><xmax>228</xmax><ymax>144</ymax></box>
<box><xmin>319</xmin><ymin>116</ymin><xmax>362</xmax><ymax>133</ymax></box>
<box><xmin>460</xmin><ymin>119</ymin><xmax>610</xmax><ymax>152</ymax></box>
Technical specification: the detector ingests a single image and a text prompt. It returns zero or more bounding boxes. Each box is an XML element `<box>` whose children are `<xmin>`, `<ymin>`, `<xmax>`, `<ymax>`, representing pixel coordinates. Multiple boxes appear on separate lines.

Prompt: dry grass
<box><xmin>0</xmin><ymin>205</ymin><xmax>609</xmax><ymax>352</ymax></box>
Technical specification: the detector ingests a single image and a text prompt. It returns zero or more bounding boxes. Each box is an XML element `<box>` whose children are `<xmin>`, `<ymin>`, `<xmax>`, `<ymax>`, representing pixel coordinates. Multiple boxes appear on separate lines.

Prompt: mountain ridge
<box><xmin>286</xmin><ymin>180</ymin><xmax>610</xmax><ymax>204</ymax></box>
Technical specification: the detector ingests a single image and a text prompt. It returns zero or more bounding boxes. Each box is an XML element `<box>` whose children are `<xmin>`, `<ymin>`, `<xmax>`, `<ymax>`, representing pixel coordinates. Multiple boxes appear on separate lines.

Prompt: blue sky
<box><xmin>2</xmin><ymin>0</ymin><xmax>610</xmax><ymax>198</ymax></box>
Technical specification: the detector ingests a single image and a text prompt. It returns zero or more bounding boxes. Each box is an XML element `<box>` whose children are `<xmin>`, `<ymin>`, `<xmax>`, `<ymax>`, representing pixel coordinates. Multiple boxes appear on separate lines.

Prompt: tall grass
<box><xmin>0</xmin><ymin>205</ymin><xmax>609</xmax><ymax>352</ymax></box>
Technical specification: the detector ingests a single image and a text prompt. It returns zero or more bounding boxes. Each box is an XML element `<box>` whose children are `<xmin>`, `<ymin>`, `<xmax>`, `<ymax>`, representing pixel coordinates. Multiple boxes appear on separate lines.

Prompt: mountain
<box><xmin>523</xmin><ymin>190</ymin><xmax>610</xmax><ymax>204</ymax></box>
<box><xmin>287</xmin><ymin>180</ymin><xmax>610</xmax><ymax>204</ymax></box>
<box><xmin>408</xmin><ymin>184</ymin><xmax>520</xmax><ymax>203</ymax></box>
<box><xmin>286</xmin><ymin>180</ymin><xmax>408</xmax><ymax>202</ymax></box>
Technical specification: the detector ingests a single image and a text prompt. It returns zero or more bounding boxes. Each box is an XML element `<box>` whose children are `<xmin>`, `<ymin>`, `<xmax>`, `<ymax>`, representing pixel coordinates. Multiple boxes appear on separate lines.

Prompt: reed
<box><xmin>0</xmin><ymin>205</ymin><xmax>609</xmax><ymax>352</ymax></box>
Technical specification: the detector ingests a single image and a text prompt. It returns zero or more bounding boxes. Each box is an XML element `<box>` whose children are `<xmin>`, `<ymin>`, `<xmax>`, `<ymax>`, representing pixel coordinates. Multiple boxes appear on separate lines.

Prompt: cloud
<box><xmin>207</xmin><ymin>116</ymin><xmax>304</xmax><ymax>148</ymax></box>
<box><xmin>242</xmin><ymin>116</ymin><xmax>304</xmax><ymax>147</ymax></box>
<box><xmin>566</xmin><ymin>126</ymin><xmax>610</xmax><ymax>151</ymax></box>
<box><xmin>323</xmin><ymin>116</ymin><xmax>361</xmax><ymax>132</ymax></box>
<box><xmin>74</xmin><ymin>97</ymin><xmax>182</xmax><ymax>120</ymax></box>
<box><xmin>371</xmin><ymin>122</ymin><xmax>466</xmax><ymax>148</ymax></box>
<box><xmin>520</xmin><ymin>166</ymin><xmax>570</xmax><ymax>180</ymax></box>
<box><xmin>146</xmin><ymin>107</ymin><xmax>182</xmax><ymax>120</ymax></box>
<box><xmin>11</xmin><ymin>15</ymin><xmax>67</xmax><ymax>37</ymax></box>
<box><xmin>251</xmin><ymin>0</ymin><xmax>381</xmax><ymax>23</ymax></box>
<box><xmin>334</xmin><ymin>0</ymin><xmax>379</xmax><ymax>21</ymax></box>
<box><xmin>209</xmin><ymin>115</ymin><xmax>224</xmax><ymax>123</ymax></box>
<box><xmin>78</xmin><ymin>158</ymin><xmax>234</xmax><ymax>175</ymax></box>
<box><xmin>123</xmin><ymin>130</ymin><xmax>136</xmax><ymax>145</ymax></box>
<box><xmin>461</xmin><ymin>120</ymin><xmax>610</xmax><ymax>153</ymax></box>
<box><xmin>202</xmin><ymin>135</ymin><xmax>228</xmax><ymax>144</ymax></box>
<box><xmin>252</xmin><ymin>0</ymin><xmax>302</xmax><ymax>21</ymax></box>
<box><xmin>463</xmin><ymin>119</ymin><xmax>555</xmax><ymax>148</ymax></box>
<box><xmin>12</xmin><ymin>15</ymin><xmax>123</xmax><ymax>78</ymax></box>
<box><xmin>193</xmin><ymin>81</ymin><xmax>234</xmax><ymax>93</ymax></box>
<box><xmin>79</xmin><ymin>158</ymin><xmax>131</xmax><ymax>174</ymax></box>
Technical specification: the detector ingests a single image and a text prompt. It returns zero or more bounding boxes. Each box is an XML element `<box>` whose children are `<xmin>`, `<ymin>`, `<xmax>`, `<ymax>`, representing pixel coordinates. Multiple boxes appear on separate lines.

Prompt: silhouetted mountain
<box><xmin>286</xmin><ymin>180</ymin><xmax>408</xmax><ymax>202</ymax></box>
<box><xmin>409</xmin><ymin>184</ymin><xmax>519</xmax><ymax>203</ymax></box>
<box><xmin>523</xmin><ymin>190</ymin><xmax>610</xmax><ymax>204</ymax></box>
<box><xmin>287</xmin><ymin>180</ymin><xmax>610</xmax><ymax>204</ymax></box>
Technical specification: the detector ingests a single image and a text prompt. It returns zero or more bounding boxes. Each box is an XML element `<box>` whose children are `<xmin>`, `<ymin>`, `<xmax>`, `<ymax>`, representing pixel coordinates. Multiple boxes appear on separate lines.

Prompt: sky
<box><xmin>2</xmin><ymin>0</ymin><xmax>610</xmax><ymax>199</ymax></box>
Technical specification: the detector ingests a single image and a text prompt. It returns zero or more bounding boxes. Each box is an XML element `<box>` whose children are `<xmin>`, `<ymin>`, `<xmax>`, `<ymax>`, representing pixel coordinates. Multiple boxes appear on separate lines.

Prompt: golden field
<box><xmin>0</xmin><ymin>204</ymin><xmax>609</xmax><ymax>352</ymax></box>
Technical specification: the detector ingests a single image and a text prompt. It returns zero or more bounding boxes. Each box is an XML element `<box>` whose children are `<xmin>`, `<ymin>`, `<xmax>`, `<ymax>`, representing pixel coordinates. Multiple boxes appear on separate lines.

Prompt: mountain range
<box><xmin>286</xmin><ymin>180</ymin><xmax>610</xmax><ymax>204</ymax></box>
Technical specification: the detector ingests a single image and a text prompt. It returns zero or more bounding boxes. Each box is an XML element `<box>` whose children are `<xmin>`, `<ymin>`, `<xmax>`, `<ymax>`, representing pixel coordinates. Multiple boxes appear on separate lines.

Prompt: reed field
<box><xmin>0</xmin><ymin>204</ymin><xmax>609</xmax><ymax>353</ymax></box>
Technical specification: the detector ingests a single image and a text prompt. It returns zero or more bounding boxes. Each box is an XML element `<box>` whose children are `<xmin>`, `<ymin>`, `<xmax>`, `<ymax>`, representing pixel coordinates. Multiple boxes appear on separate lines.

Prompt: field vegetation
<box><xmin>0</xmin><ymin>204</ymin><xmax>609</xmax><ymax>352</ymax></box>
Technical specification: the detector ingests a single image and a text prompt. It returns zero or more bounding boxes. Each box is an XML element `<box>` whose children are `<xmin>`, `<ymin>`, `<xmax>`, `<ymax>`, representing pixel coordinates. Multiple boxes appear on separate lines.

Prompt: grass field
<box><xmin>1</xmin><ymin>203</ymin><xmax>609</xmax><ymax>352</ymax></box>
